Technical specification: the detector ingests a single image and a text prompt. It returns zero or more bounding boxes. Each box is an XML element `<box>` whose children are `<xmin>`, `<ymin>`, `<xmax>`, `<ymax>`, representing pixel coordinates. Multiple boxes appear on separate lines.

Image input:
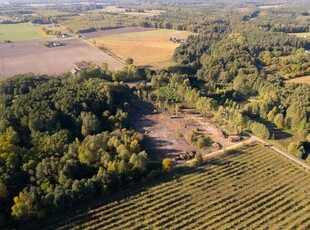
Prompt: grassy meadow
<box><xmin>35</xmin><ymin>143</ymin><xmax>310</xmax><ymax>229</ymax></box>
<box><xmin>92</xmin><ymin>29</ymin><xmax>194</xmax><ymax>69</ymax></box>
<box><xmin>0</xmin><ymin>23</ymin><xmax>52</xmax><ymax>42</ymax></box>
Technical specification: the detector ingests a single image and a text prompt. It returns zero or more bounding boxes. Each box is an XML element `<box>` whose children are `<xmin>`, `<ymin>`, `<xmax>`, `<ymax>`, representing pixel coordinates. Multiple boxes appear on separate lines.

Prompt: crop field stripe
<box><xmin>89</xmin><ymin>149</ymin><xmax>293</xmax><ymax>229</ymax></box>
<box><xmin>64</xmin><ymin>168</ymin><xmax>224</xmax><ymax>228</ymax></box>
<box><xmin>243</xmin><ymin>182</ymin><xmax>310</xmax><ymax>228</ymax></box>
<box><xmin>86</xmin><ymin>146</ymin><xmax>278</xmax><ymax>226</ymax></box>
<box><xmin>282</xmin><ymin>204</ymin><xmax>310</xmax><ymax>230</ymax></box>
<box><xmin>42</xmin><ymin>143</ymin><xmax>310</xmax><ymax>229</ymax></box>
<box><xmin>80</xmin><ymin>159</ymin><xmax>257</xmax><ymax>229</ymax></box>
<box><xmin>51</xmin><ymin>151</ymin><xmax>264</xmax><ymax>229</ymax></box>
<box><xmin>44</xmin><ymin>167</ymin><xmax>195</xmax><ymax>229</ymax></box>
<box><xmin>174</xmin><ymin>171</ymin><xmax>301</xmax><ymax>230</ymax></box>
<box><xmin>60</xmin><ymin>146</ymin><xmax>288</xmax><ymax>228</ymax></box>
<box><xmin>209</xmin><ymin>180</ymin><xmax>310</xmax><ymax>229</ymax></box>
<box><xmin>157</xmin><ymin>161</ymin><xmax>291</xmax><ymax>228</ymax></box>
<box><xmin>277</xmin><ymin>200</ymin><xmax>310</xmax><ymax>229</ymax></box>
<box><xmin>196</xmin><ymin>172</ymin><xmax>302</xmax><ymax>227</ymax></box>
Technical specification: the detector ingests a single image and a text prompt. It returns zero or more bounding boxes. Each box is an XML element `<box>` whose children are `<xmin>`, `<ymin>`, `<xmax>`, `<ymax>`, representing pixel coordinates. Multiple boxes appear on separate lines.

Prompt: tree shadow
<box><xmin>24</xmin><ymin>162</ymin><xmax>227</xmax><ymax>230</ymax></box>
<box><xmin>127</xmin><ymin>95</ymin><xmax>185</xmax><ymax>159</ymax></box>
<box><xmin>253</xmin><ymin>117</ymin><xmax>293</xmax><ymax>140</ymax></box>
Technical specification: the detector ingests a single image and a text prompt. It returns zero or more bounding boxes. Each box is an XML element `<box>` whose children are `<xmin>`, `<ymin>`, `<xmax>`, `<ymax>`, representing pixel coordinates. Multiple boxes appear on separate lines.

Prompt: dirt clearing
<box><xmin>129</xmin><ymin>102</ymin><xmax>242</xmax><ymax>160</ymax></box>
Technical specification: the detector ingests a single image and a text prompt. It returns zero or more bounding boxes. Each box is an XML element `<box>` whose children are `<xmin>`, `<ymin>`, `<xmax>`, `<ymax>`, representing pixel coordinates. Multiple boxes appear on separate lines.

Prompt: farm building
<box><xmin>71</xmin><ymin>68</ymin><xmax>78</xmax><ymax>75</ymax></box>
<box><xmin>70</xmin><ymin>61</ymin><xmax>101</xmax><ymax>75</ymax></box>
<box><xmin>169</xmin><ymin>37</ymin><xmax>187</xmax><ymax>43</ymax></box>
<box><xmin>45</xmin><ymin>41</ymin><xmax>62</xmax><ymax>47</ymax></box>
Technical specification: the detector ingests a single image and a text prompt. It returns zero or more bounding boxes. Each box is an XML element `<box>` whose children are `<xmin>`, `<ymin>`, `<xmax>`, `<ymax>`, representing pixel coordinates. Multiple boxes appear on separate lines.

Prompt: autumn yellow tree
<box><xmin>162</xmin><ymin>158</ymin><xmax>173</xmax><ymax>172</ymax></box>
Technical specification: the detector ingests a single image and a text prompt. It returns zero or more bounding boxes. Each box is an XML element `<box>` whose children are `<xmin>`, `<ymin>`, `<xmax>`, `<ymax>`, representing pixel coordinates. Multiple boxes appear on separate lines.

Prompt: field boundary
<box><xmin>31</xmin><ymin>142</ymin><xmax>310</xmax><ymax>230</ymax></box>
<box><xmin>246</xmin><ymin>132</ymin><xmax>310</xmax><ymax>171</ymax></box>
<box><xmin>79</xmin><ymin>37</ymin><xmax>127</xmax><ymax>65</ymax></box>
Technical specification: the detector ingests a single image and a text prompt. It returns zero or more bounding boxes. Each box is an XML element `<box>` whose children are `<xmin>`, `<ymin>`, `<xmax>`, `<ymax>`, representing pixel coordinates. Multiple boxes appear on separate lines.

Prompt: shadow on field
<box><xmin>127</xmin><ymin>95</ymin><xmax>183</xmax><ymax>160</ymax></box>
<box><xmin>21</xmin><ymin>157</ymin><xmax>236</xmax><ymax>230</ymax></box>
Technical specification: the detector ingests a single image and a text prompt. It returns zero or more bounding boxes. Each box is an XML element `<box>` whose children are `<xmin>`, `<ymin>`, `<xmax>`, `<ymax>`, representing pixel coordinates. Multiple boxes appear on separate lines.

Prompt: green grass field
<box><xmin>37</xmin><ymin>143</ymin><xmax>310</xmax><ymax>229</ymax></box>
<box><xmin>0</xmin><ymin>23</ymin><xmax>52</xmax><ymax>42</ymax></box>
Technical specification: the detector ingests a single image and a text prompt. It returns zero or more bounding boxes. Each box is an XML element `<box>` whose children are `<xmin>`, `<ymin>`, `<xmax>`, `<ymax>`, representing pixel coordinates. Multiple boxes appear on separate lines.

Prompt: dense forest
<box><xmin>0</xmin><ymin>72</ymin><xmax>160</xmax><ymax>227</ymax></box>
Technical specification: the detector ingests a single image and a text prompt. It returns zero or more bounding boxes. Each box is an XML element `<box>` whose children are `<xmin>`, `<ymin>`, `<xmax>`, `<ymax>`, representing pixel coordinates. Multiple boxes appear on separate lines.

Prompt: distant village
<box><xmin>70</xmin><ymin>61</ymin><xmax>100</xmax><ymax>75</ymax></box>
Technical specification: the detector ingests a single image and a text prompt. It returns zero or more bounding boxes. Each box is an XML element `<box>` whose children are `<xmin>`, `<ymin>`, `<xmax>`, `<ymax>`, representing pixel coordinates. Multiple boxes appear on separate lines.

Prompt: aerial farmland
<box><xmin>0</xmin><ymin>23</ymin><xmax>125</xmax><ymax>79</ymax></box>
<box><xmin>0</xmin><ymin>1</ymin><xmax>310</xmax><ymax>229</ymax></box>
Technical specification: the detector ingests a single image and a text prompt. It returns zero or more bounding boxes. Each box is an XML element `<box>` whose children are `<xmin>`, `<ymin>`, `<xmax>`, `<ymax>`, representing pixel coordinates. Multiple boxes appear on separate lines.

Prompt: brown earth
<box><xmin>129</xmin><ymin>101</ymin><xmax>240</xmax><ymax>160</ymax></box>
<box><xmin>0</xmin><ymin>16</ymin><xmax>11</xmax><ymax>22</ymax></box>
<box><xmin>81</xmin><ymin>27</ymin><xmax>157</xmax><ymax>39</ymax></box>
<box><xmin>0</xmin><ymin>37</ymin><xmax>124</xmax><ymax>79</ymax></box>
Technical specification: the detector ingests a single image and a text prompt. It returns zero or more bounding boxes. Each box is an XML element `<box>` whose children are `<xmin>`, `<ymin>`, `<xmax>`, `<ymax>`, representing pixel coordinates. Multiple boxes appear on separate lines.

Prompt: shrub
<box><xmin>193</xmin><ymin>153</ymin><xmax>203</xmax><ymax>166</ymax></box>
<box><xmin>251</xmin><ymin>122</ymin><xmax>270</xmax><ymax>139</ymax></box>
<box><xmin>162</xmin><ymin>158</ymin><xmax>173</xmax><ymax>172</ymax></box>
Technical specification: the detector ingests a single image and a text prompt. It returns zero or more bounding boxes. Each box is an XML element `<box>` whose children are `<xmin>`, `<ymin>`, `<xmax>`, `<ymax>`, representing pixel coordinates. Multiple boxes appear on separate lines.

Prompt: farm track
<box><xmin>41</xmin><ymin>143</ymin><xmax>310</xmax><ymax>230</ymax></box>
<box><xmin>247</xmin><ymin>132</ymin><xmax>310</xmax><ymax>171</ymax></box>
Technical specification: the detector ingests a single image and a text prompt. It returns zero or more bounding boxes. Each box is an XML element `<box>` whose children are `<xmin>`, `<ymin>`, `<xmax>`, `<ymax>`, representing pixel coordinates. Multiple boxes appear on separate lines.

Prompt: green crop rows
<box><xmin>43</xmin><ymin>143</ymin><xmax>310</xmax><ymax>230</ymax></box>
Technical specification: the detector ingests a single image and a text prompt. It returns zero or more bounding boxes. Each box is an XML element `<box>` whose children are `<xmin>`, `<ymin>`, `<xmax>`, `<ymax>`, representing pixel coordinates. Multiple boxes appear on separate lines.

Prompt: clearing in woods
<box><xmin>91</xmin><ymin>29</ymin><xmax>195</xmax><ymax>69</ymax></box>
<box><xmin>32</xmin><ymin>143</ymin><xmax>310</xmax><ymax>230</ymax></box>
<box><xmin>129</xmin><ymin>104</ymin><xmax>244</xmax><ymax>160</ymax></box>
<box><xmin>0</xmin><ymin>23</ymin><xmax>53</xmax><ymax>42</ymax></box>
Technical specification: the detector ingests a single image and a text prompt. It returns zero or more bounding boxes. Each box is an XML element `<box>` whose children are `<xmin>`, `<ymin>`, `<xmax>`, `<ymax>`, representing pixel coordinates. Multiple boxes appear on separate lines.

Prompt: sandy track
<box><xmin>0</xmin><ymin>37</ymin><xmax>124</xmax><ymax>79</ymax></box>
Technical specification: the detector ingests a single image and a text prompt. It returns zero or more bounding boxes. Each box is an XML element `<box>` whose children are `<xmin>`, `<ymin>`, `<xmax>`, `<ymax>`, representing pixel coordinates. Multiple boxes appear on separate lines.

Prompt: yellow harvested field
<box><xmin>285</xmin><ymin>76</ymin><xmax>310</xmax><ymax>84</ymax></box>
<box><xmin>93</xmin><ymin>29</ymin><xmax>195</xmax><ymax>69</ymax></box>
<box><xmin>288</xmin><ymin>32</ymin><xmax>310</xmax><ymax>38</ymax></box>
<box><xmin>102</xmin><ymin>6</ymin><xmax>126</xmax><ymax>13</ymax></box>
<box><xmin>102</xmin><ymin>6</ymin><xmax>165</xmax><ymax>16</ymax></box>
<box><xmin>125</xmin><ymin>10</ymin><xmax>166</xmax><ymax>17</ymax></box>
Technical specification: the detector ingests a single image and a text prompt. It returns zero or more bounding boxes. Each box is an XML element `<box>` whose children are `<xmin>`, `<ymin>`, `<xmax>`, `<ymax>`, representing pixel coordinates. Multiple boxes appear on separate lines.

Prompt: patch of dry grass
<box><xmin>102</xmin><ymin>6</ymin><xmax>165</xmax><ymax>16</ymax></box>
<box><xmin>92</xmin><ymin>29</ymin><xmax>194</xmax><ymax>69</ymax></box>
<box><xmin>288</xmin><ymin>32</ymin><xmax>310</xmax><ymax>38</ymax></box>
<box><xmin>285</xmin><ymin>75</ymin><xmax>310</xmax><ymax>84</ymax></box>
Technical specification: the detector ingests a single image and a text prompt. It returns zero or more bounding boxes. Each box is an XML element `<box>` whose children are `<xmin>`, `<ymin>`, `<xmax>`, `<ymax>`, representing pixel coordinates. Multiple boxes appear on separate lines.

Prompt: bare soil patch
<box><xmin>0</xmin><ymin>16</ymin><xmax>11</xmax><ymax>22</ymax></box>
<box><xmin>81</xmin><ymin>27</ymin><xmax>157</xmax><ymax>39</ymax></box>
<box><xmin>0</xmin><ymin>37</ymin><xmax>124</xmax><ymax>79</ymax></box>
<box><xmin>129</xmin><ymin>102</ymin><xmax>241</xmax><ymax>160</ymax></box>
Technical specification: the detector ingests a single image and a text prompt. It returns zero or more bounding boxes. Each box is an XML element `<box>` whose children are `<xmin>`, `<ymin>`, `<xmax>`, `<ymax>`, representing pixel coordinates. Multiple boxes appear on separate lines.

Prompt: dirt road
<box><xmin>246</xmin><ymin>132</ymin><xmax>310</xmax><ymax>171</ymax></box>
